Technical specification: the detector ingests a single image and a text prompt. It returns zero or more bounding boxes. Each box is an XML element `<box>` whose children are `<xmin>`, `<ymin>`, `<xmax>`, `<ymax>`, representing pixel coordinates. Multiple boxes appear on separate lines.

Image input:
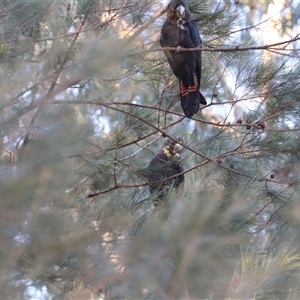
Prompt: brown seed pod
<box><xmin>216</xmin><ymin>159</ymin><xmax>222</xmax><ymax>164</ymax></box>
<box><xmin>246</xmin><ymin>125</ymin><xmax>251</xmax><ymax>130</ymax></box>
<box><xmin>237</xmin><ymin>119</ymin><xmax>243</xmax><ymax>124</ymax></box>
<box><xmin>258</xmin><ymin>122</ymin><xmax>266</xmax><ymax>130</ymax></box>
<box><xmin>270</xmin><ymin>174</ymin><xmax>275</xmax><ymax>179</ymax></box>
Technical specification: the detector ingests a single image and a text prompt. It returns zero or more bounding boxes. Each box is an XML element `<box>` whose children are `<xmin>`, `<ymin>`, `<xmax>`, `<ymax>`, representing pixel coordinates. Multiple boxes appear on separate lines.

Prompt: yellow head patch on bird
<box><xmin>162</xmin><ymin>135</ymin><xmax>183</xmax><ymax>158</ymax></box>
<box><xmin>163</xmin><ymin>145</ymin><xmax>173</xmax><ymax>158</ymax></box>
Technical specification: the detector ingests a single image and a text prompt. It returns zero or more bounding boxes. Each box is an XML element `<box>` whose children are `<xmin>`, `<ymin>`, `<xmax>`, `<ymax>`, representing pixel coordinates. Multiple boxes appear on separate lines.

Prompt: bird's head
<box><xmin>167</xmin><ymin>0</ymin><xmax>189</xmax><ymax>22</ymax></box>
<box><xmin>162</xmin><ymin>135</ymin><xmax>183</xmax><ymax>158</ymax></box>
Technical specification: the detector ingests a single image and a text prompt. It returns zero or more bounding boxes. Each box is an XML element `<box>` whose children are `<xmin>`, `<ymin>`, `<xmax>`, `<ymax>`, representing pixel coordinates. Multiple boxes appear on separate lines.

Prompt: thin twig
<box><xmin>87</xmin><ymin>183</ymin><xmax>148</xmax><ymax>197</ymax></box>
<box><xmin>134</xmin><ymin>34</ymin><xmax>300</xmax><ymax>54</ymax></box>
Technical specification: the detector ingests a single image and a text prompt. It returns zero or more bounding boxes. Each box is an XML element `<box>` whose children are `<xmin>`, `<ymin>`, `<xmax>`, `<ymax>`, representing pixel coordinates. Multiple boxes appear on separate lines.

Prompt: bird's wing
<box><xmin>185</xmin><ymin>20</ymin><xmax>202</xmax><ymax>86</ymax></box>
<box><xmin>173</xmin><ymin>161</ymin><xmax>185</xmax><ymax>183</ymax></box>
<box><xmin>187</xmin><ymin>20</ymin><xmax>201</xmax><ymax>47</ymax></box>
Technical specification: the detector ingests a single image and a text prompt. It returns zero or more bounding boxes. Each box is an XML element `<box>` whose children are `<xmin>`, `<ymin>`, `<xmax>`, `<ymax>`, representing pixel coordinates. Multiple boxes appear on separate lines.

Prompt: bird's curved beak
<box><xmin>176</xmin><ymin>5</ymin><xmax>185</xmax><ymax>20</ymax></box>
<box><xmin>174</xmin><ymin>143</ymin><xmax>183</xmax><ymax>154</ymax></box>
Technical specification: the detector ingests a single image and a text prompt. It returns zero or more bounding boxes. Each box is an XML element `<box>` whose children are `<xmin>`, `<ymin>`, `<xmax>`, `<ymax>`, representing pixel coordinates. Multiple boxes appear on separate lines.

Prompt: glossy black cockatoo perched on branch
<box><xmin>140</xmin><ymin>136</ymin><xmax>184</xmax><ymax>207</ymax></box>
<box><xmin>160</xmin><ymin>0</ymin><xmax>207</xmax><ymax>118</ymax></box>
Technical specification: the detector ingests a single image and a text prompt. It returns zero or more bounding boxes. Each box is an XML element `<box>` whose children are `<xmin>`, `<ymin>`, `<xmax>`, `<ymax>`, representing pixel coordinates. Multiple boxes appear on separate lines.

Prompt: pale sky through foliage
<box><xmin>208</xmin><ymin>1</ymin><xmax>299</xmax><ymax>123</ymax></box>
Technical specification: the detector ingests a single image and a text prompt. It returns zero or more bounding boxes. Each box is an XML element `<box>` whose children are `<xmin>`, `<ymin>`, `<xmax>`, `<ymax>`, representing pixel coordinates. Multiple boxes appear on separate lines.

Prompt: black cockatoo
<box><xmin>140</xmin><ymin>136</ymin><xmax>184</xmax><ymax>206</ymax></box>
<box><xmin>160</xmin><ymin>0</ymin><xmax>207</xmax><ymax>118</ymax></box>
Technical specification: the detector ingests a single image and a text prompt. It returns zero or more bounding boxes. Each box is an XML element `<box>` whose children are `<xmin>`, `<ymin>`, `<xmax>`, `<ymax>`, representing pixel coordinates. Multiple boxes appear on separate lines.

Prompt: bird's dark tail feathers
<box><xmin>187</xmin><ymin>82</ymin><xmax>200</xmax><ymax>115</ymax></box>
<box><xmin>199</xmin><ymin>91</ymin><xmax>207</xmax><ymax>105</ymax></box>
<box><xmin>179</xmin><ymin>80</ymin><xmax>207</xmax><ymax>118</ymax></box>
<box><xmin>179</xmin><ymin>81</ymin><xmax>193</xmax><ymax>118</ymax></box>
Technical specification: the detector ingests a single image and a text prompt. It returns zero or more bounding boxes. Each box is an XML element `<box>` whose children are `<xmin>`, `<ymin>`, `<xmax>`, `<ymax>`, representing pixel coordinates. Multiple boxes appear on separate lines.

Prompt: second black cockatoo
<box><xmin>160</xmin><ymin>0</ymin><xmax>207</xmax><ymax>118</ymax></box>
<box><xmin>140</xmin><ymin>136</ymin><xmax>184</xmax><ymax>206</ymax></box>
